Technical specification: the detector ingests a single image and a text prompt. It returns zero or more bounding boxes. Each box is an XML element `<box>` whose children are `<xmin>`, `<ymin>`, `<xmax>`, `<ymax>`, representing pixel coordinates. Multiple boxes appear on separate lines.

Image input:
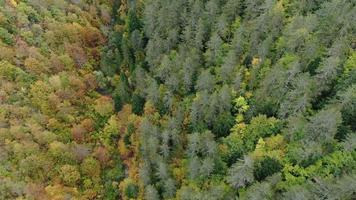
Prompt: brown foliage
<box><xmin>83</xmin><ymin>73</ymin><xmax>98</xmax><ymax>91</ymax></box>
<box><xmin>25</xmin><ymin>183</ymin><xmax>49</xmax><ymax>200</ymax></box>
<box><xmin>94</xmin><ymin>96</ymin><xmax>114</xmax><ymax>116</ymax></box>
<box><xmin>81</xmin><ymin>118</ymin><xmax>94</xmax><ymax>132</ymax></box>
<box><xmin>24</xmin><ymin>57</ymin><xmax>46</xmax><ymax>75</ymax></box>
<box><xmin>49</xmin><ymin>54</ymin><xmax>65</xmax><ymax>73</ymax></box>
<box><xmin>94</xmin><ymin>146</ymin><xmax>110</xmax><ymax>165</ymax></box>
<box><xmin>81</xmin><ymin>27</ymin><xmax>105</xmax><ymax>48</ymax></box>
<box><xmin>71</xmin><ymin>124</ymin><xmax>87</xmax><ymax>143</ymax></box>
<box><xmin>65</xmin><ymin>43</ymin><xmax>88</xmax><ymax>68</ymax></box>
<box><xmin>71</xmin><ymin>144</ymin><xmax>91</xmax><ymax>162</ymax></box>
<box><xmin>15</xmin><ymin>37</ymin><xmax>29</xmax><ymax>59</ymax></box>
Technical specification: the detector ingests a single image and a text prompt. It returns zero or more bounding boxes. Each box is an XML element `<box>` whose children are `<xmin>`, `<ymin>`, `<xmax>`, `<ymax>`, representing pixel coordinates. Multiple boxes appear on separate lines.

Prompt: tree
<box><xmin>342</xmin><ymin>133</ymin><xmax>356</xmax><ymax>152</ymax></box>
<box><xmin>227</xmin><ymin>156</ymin><xmax>255</xmax><ymax>189</ymax></box>
<box><xmin>188</xmin><ymin>156</ymin><xmax>201</xmax><ymax>180</ymax></box>
<box><xmin>305</xmin><ymin>108</ymin><xmax>342</xmax><ymax>143</ymax></box>
<box><xmin>212</xmin><ymin>111</ymin><xmax>234</xmax><ymax>137</ymax></box>
<box><xmin>132</xmin><ymin>93</ymin><xmax>145</xmax><ymax>115</ymax></box>
<box><xmin>338</xmin><ymin>85</ymin><xmax>356</xmax><ymax>131</ymax></box>
<box><xmin>0</xmin><ymin>27</ymin><xmax>14</xmax><ymax>45</ymax></box>
<box><xmin>162</xmin><ymin>178</ymin><xmax>176</xmax><ymax>199</ymax></box>
<box><xmin>119</xmin><ymin>178</ymin><xmax>139</xmax><ymax>199</ymax></box>
<box><xmin>145</xmin><ymin>185</ymin><xmax>160</xmax><ymax>200</ymax></box>
<box><xmin>253</xmin><ymin>157</ymin><xmax>282</xmax><ymax>181</ymax></box>
<box><xmin>278</xmin><ymin>73</ymin><xmax>314</xmax><ymax>118</ymax></box>
<box><xmin>94</xmin><ymin>96</ymin><xmax>114</xmax><ymax>117</ymax></box>
<box><xmin>59</xmin><ymin>165</ymin><xmax>80</xmax><ymax>186</ymax></box>
<box><xmin>195</xmin><ymin>69</ymin><xmax>215</xmax><ymax>92</ymax></box>
<box><xmin>81</xmin><ymin>157</ymin><xmax>101</xmax><ymax>178</ymax></box>
<box><xmin>240</xmin><ymin>181</ymin><xmax>274</xmax><ymax>200</ymax></box>
<box><xmin>254</xmin><ymin>55</ymin><xmax>301</xmax><ymax>115</ymax></box>
<box><xmin>282</xmin><ymin>185</ymin><xmax>313</xmax><ymax>200</ymax></box>
<box><xmin>199</xmin><ymin>157</ymin><xmax>215</xmax><ymax>177</ymax></box>
<box><xmin>101</xmin><ymin>115</ymin><xmax>119</xmax><ymax>148</ymax></box>
<box><xmin>155</xmin><ymin>160</ymin><xmax>169</xmax><ymax>181</ymax></box>
<box><xmin>315</xmin><ymin>56</ymin><xmax>341</xmax><ymax>93</ymax></box>
<box><xmin>204</xmin><ymin>32</ymin><xmax>224</xmax><ymax>65</ymax></box>
<box><xmin>239</xmin><ymin>115</ymin><xmax>282</xmax><ymax>153</ymax></box>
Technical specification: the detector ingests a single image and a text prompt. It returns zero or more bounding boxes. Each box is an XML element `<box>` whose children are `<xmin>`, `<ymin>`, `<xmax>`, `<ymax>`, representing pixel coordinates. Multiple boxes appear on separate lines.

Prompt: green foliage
<box><xmin>232</xmin><ymin>115</ymin><xmax>282</xmax><ymax>153</ymax></box>
<box><xmin>253</xmin><ymin>157</ymin><xmax>282</xmax><ymax>181</ymax></box>
<box><xmin>0</xmin><ymin>27</ymin><xmax>13</xmax><ymax>45</ymax></box>
<box><xmin>227</xmin><ymin>156</ymin><xmax>255</xmax><ymax>189</ymax></box>
<box><xmin>124</xmin><ymin>182</ymin><xmax>139</xmax><ymax>199</ymax></box>
<box><xmin>0</xmin><ymin>61</ymin><xmax>33</xmax><ymax>84</ymax></box>
<box><xmin>212</xmin><ymin>112</ymin><xmax>234</xmax><ymax>137</ymax></box>
<box><xmin>81</xmin><ymin>157</ymin><xmax>101</xmax><ymax>178</ymax></box>
<box><xmin>126</xmin><ymin>10</ymin><xmax>141</xmax><ymax>33</ymax></box>
<box><xmin>59</xmin><ymin>165</ymin><xmax>80</xmax><ymax>186</ymax></box>
<box><xmin>1</xmin><ymin>0</ymin><xmax>356</xmax><ymax>199</ymax></box>
<box><xmin>132</xmin><ymin>93</ymin><xmax>145</xmax><ymax>115</ymax></box>
<box><xmin>221</xmin><ymin>133</ymin><xmax>244</xmax><ymax>165</ymax></box>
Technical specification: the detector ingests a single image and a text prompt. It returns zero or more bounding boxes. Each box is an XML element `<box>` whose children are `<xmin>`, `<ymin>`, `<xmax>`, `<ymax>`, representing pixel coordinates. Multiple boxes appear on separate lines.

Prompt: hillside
<box><xmin>0</xmin><ymin>0</ymin><xmax>355</xmax><ymax>199</ymax></box>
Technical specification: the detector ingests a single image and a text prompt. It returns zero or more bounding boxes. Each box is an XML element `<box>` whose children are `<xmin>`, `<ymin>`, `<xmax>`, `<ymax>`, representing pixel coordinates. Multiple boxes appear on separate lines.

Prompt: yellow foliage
<box><xmin>143</xmin><ymin>101</ymin><xmax>156</xmax><ymax>115</ymax></box>
<box><xmin>94</xmin><ymin>96</ymin><xmax>114</xmax><ymax>116</ymax></box>
<box><xmin>7</xmin><ymin>0</ymin><xmax>17</xmax><ymax>7</ymax></box>
<box><xmin>252</xmin><ymin>138</ymin><xmax>266</xmax><ymax>159</ymax></box>
<box><xmin>30</xmin><ymin>80</ymin><xmax>53</xmax><ymax>114</ymax></box>
<box><xmin>265</xmin><ymin>134</ymin><xmax>285</xmax><ymax>150</ymax></box>
<box><xmin>252</xmin><ymin>57</ymin><xmax>261</xmax><ymax>66</ymax></box>
<box><xmin>45</xmin><ymin>184</ymin><xmax>79</xmax><ymax>200</ymax></box>
<box><xmin>231</xmin><ymin>122</ymin><xmax>246</xmax><ymax>135</ymax></box>
<box><xmin>251</xmin><ymin>134</ymin><xmax>286</xmax><ymax>161</ymax></box>
<box><xmin>118</xmin><ymin>139</ymin><xmax>129</xmax><ymax>157</ymax></box>
<box><xmin>173</xmin><ymin>166</ymin><xmax>186</xmax><ymax>184</ymax></box>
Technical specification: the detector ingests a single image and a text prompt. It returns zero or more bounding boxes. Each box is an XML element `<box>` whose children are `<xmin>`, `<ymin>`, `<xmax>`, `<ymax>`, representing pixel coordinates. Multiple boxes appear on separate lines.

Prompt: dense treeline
<box><xmin>99</xmin><ymin>0</ymin><xmax>356</xmax><ymax>199</ymax></box>
<box><xmin>0</xmin><ymin>0</ymin><xmax>125</xmax><ymax>199</ymax></box>
<box><xmin>0</xmin><ymin>0</ymin><xmax>355</xmax><ymax>199</ymax></box>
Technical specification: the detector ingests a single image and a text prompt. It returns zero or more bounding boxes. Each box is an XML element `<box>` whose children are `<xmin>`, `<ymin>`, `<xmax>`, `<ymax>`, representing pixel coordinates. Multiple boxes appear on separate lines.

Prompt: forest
<box><xmin>0</xmin><ymin>0</ymin><xmax>355</xmax><ymax>199</ymax></box>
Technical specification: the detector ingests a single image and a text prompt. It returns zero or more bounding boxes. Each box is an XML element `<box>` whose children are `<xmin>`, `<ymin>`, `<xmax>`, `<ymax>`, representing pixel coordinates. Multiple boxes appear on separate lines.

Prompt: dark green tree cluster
<box><xmin>99</xmin><ymin>0</ymin><xmax>356</xmax><ymax>199</ymax></box>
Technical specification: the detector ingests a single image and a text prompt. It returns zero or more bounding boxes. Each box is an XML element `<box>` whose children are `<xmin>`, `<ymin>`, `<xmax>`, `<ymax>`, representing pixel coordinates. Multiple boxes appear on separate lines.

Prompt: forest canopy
<box><xmin>0</xmin><ymin>0</ymin><xmax>355</xmax><ymax>199</ymax></box>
